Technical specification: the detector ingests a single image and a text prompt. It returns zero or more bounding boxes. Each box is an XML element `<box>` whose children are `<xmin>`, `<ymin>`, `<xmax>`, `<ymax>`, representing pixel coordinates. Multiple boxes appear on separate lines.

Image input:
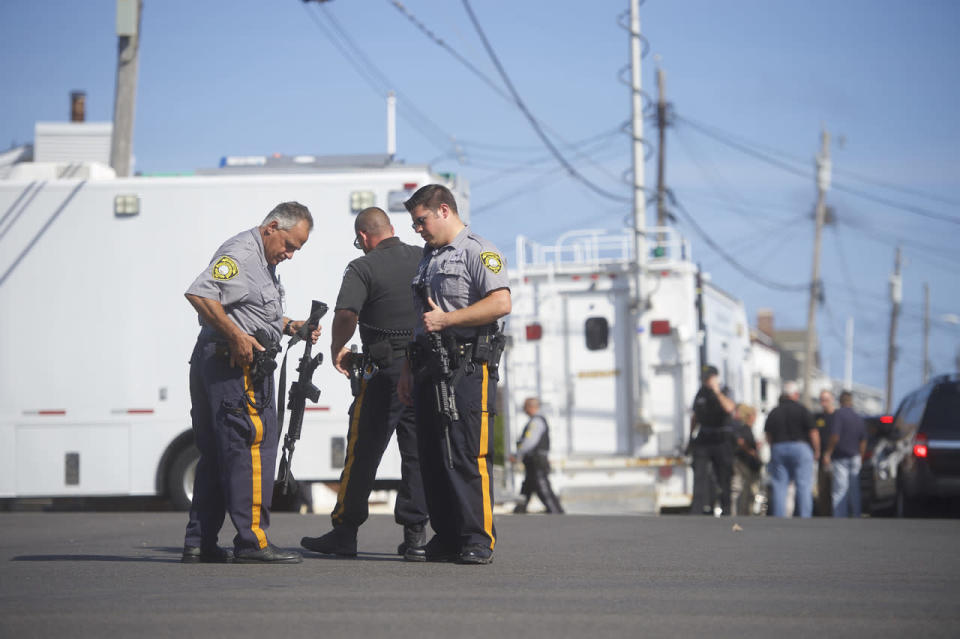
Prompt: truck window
<box><xmin>585</xmin><ymin>317</ymin><xmax>609</xmax><ymax>351</ymax></box>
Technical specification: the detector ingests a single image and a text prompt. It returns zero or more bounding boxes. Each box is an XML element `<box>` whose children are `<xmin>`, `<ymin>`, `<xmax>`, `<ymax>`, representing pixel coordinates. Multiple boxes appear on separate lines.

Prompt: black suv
<box><xmin>863</xmin><ymin>374</ymin><xmax>960</xmax><ymax>517</ymax></box>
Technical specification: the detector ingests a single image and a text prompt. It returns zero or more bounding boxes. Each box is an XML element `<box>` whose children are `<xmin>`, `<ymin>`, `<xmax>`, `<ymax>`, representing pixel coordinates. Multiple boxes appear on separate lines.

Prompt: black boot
<box><xmin>397</xmin><ymin>522</ymin><xmax>427</xmax><ymax>556</ymax></box>
<box><xmin>300</xmin><ymin>525</ymin><xmax>358</xmax><ymax>557</ymax></box>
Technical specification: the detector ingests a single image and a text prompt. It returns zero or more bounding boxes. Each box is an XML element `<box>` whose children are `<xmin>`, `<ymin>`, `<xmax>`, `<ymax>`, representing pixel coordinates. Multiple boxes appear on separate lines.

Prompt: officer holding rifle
<box><xmin>300</xmin><ymin>207</ymin><xmax>429</xmax><ymax>558</ymax></box>
<box><xmin>397</xmin><ymin>184</ymin><xmax>510</xmax><ymax>565</ymax></box>
<box><xmin>182</xmin><ymin>202</ymin><xmax>320</xmax><ymax>564</ymax></box>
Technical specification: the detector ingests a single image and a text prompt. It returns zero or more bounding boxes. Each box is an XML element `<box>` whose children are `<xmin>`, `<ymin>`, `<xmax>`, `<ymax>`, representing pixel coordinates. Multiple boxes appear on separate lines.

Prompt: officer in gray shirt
<box><xmin>182</xmin><ymin>201</ymin><xmax>319</xmax><ymax>564</ymax></box>
<box><xmin>397</xmin><ymin>184</ymin><xmax>511</xmax><ymax>565</ymax></box>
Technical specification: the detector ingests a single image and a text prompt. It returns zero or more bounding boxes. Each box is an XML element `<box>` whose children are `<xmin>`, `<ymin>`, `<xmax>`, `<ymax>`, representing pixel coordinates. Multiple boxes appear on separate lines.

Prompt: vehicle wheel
<box><xmin>166</xmin><ymin>444</ymin><xmax>200</xmax><ymax>511</ymax></box>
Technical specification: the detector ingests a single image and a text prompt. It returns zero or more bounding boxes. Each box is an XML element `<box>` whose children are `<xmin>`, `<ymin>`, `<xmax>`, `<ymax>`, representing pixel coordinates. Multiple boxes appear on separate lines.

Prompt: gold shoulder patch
<box><xmin>212</xmin><ymin>255</ymin><xmax>240</xmax><ymax>280</ymax></box>
<box><xmin>481</xmin><ymin>251</ymin><xmax>503</xmax><ymax>274</ymax></box>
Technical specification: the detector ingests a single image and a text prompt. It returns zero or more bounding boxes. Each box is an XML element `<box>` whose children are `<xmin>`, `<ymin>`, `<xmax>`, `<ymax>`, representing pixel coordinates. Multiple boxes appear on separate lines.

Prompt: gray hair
<box><xmin>782</xmin><ymin>380</ymin><xmax>799</xmax><ymax>397</ymax></box>
<box><xmin>262</xmin><ymin>201</ymin><xmax>313</xmax><ymax>231</ymax></box>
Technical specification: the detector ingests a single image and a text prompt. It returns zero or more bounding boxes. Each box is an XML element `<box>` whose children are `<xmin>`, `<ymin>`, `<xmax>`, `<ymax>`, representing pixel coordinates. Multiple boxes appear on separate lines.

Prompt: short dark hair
<box><xmin>702</xmin><ymin>365</ymin><xmax>719</xmax><ymax>383</ymax></box>
<box><xmin>354</xmin><ymin>207</ymin><xmax>391</xmax><ymax>235</ymax></box>
<box><xmin>404</xmin><ymin>184</ymin><xmax>458</xmax><ymax>215</ymax></box>
<box><xmin>839</xmin><ymin>390</ymin><xmax>854</xmax><ymax>407</ymax></box>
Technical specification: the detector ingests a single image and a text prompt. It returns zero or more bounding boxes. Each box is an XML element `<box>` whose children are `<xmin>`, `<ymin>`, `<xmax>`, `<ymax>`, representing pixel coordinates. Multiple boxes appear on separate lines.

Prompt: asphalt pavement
<box><xmin>1</xmin><ymin>511</ymin><xmax>958</xmax><ymax>638</ymax></box>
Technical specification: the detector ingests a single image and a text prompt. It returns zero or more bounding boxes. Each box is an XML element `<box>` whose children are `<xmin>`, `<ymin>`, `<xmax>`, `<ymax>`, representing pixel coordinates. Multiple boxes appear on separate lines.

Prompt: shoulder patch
<box><xmin>212</xmin><ymin>255</ymin><xmax>240</xmax><ymax>281</ymax></box>
<box><xmin>480</xmin><ymin>251</ymin><xmax>503</xmax><ymax>274</ymax></box>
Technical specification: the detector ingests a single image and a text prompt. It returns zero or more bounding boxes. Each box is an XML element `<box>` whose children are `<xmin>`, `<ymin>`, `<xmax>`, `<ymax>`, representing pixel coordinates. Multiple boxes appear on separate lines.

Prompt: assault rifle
<box><xmin>273</xmin><ymin>300</ymin><xmax>328</xmax><ymax>509</ymax></box>
<box><xmin>417</xmin><ymin>284</ymin><xmax>457</xmax><ymax>470</ymax></box>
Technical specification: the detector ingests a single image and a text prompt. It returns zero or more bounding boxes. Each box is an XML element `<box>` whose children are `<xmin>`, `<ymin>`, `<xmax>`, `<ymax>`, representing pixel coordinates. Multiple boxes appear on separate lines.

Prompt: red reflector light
<box><xmin>403</xmin><ymin>182</ymin><xmax>418</xmax><ymax>190</ymax></box>
<box><xmin>526</xmin><ymin>323</ymin><xmax>543</xmax><ymax>341</ymax></box>
<box><xmin>880</xmin><ymin>415</ymin><xmax>894</xmax><ymax>424</ymax></box>
<box><xmin>650</xmin><ymin>320</ymin><xmax>671</xmax><ymax>335</ymax></box>
<box><xmin>657</xmin><ymin>465</ymin><xmax>673</xmax><ymax>480</ymax></box>
<box><xmin>914</xmin><ymin>433</ymin><xmax>928</xmax><ymax>458</ymax></box>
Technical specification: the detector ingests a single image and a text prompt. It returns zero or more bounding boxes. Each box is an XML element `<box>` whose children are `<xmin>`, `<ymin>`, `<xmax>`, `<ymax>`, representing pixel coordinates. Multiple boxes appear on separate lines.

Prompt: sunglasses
<box><xmin>411</xmin><ymin>214</ymin><xmax>430</xmax><ymax>231</ymax></box>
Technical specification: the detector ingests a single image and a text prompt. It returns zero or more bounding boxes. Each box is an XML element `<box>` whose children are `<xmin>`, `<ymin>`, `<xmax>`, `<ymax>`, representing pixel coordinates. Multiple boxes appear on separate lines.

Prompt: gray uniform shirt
<box><xmin>516</xmin><ymin>415</ymin><xmax>547</xmax><ymax>457</ymax></box>
<box><xmin>187</xmin><ymin>227</ymin><xmax>285</xmax><ymax>343</ymax></box>
<box><xmin>411</xmin><ymin>226</ymin><xmax>510</xmax><ymax>340</ymax></box>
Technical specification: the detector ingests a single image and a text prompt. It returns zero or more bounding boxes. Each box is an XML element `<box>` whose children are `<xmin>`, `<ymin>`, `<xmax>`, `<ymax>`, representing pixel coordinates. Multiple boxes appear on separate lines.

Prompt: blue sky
<box><xmin>2</xmin><ymin>0</ymin><xmax>958</xmax><ymax>407</ymax></box>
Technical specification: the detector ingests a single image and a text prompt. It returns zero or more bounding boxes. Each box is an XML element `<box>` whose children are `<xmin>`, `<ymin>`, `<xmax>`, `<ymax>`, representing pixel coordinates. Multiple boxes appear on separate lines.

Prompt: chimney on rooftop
<box><xmin>70</xmin><ymin>91</ymin><xmax>86</xmax><ymax>122</ymax></box>
<box><xmin>757</xmin><ymin>308</ymin><xmax>774</xmax><ymax>338</ymax></box>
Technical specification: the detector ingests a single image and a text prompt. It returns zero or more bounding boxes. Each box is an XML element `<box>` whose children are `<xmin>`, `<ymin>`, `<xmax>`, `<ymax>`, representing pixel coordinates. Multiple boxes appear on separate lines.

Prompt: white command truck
<box><xmin>0</xmin><ymin>154</ymin><xmax>465</xmax><ymax>507</ymax></box>
<box><xmin>502</xmin><ymin>228</ymin><xmax>776</xmax><ymax>513</ymax></box>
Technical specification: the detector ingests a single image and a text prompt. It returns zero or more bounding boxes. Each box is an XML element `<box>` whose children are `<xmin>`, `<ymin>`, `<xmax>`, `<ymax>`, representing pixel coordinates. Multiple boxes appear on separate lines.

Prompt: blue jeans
<box><xmin>768</xmin><ymin>441</ymin><xmax>814</xmax><ymax>518</ymax></box>
<box><xmin>831</xmin><ymin>456</ymin><xmax>862</xmax><ymax>517</ymax></box>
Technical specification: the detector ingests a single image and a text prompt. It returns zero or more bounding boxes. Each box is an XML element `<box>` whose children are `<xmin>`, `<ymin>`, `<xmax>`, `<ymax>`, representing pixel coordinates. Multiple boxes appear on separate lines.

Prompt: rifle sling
<box><xmin>276</xmin><ymin>346</ymin><xmax>291</xmax><ymax>445</ymax></box>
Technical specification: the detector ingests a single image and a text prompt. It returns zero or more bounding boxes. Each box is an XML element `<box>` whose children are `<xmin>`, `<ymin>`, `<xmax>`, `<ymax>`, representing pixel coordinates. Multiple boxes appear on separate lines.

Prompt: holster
<box><xmin>250</xmin><ymin>328</ymin><xmax>281</xmax><ymax>381</ymax></box>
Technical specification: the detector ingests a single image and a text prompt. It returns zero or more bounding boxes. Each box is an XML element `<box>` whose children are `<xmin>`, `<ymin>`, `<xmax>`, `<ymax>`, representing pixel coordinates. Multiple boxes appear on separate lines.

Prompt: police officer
<box><xmin>300</xmin><ymin>207</ymin><xmax>429</xmax><ymax>558</ymax></box>
<box><xmin>397</xmin><ymin>184</ymin><xmax>510</xmax><ymax>565</ymax></box>
<box><xmin>813</xmin><ymin>389</ymin><xmax>837</xmax><ymax>516</ymax></box>
<box><xmin>511</xmin><ymin>397</ymin><xmax>564</xmax><ymax>514</ymax></box>
<box><xmin>688</xmin><ymin>365</ymin><xmax>736</xmax><ymax>516</ymax></box>
<box><xmin>182</xmin><ymin>201</ymin><xmax>319</xmax><ymax>564</ymax></box>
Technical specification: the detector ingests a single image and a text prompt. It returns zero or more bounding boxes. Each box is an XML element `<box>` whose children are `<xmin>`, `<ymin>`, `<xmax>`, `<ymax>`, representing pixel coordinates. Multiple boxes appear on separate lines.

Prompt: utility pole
<box><xmin>655</xmin><ymin>62</ymin><xmax>668</xmax><ymax>236</ymax></box>
<box><xmin>885</xmin><ymin>246</ymin><xmax>902</xmax><ymax>413</ymax></box>
<box><xmin>801</xmin><ymin>127</ymin><xmax>830</xmax><ymax>409</ymax></box>
<box><xmin>110</xmin><ymin>0</ymin><xmax>143</xmax><ymax>177</ymax></box>
<box><xmin>922</xmin><ymin>283</ymin><xmax>930</xmax><ymax>383</ymax></box>
<box><xmin>628</xmin><ymin>0</ymin><xmax>647</xmax><ymax>447</ymax></box>
<box><xmin>844</xmin><ymin>316</ymin><xmax>854</xmax><ymax>390</ymax></box>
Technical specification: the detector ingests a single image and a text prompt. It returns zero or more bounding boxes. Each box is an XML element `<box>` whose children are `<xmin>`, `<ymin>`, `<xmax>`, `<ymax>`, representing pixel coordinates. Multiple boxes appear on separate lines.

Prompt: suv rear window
<box><xmin>920</xmin><ymin>381</ymin><xmax>960</xmax><ymax>438</ymax></box>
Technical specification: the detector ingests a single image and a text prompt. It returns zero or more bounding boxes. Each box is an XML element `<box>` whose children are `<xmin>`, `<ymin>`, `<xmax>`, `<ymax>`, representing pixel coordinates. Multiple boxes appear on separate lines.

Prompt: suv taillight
<box><xmin>913</xmin><ymin>433</ymin><xmax>928</xmax><ymax>459</ymax></box>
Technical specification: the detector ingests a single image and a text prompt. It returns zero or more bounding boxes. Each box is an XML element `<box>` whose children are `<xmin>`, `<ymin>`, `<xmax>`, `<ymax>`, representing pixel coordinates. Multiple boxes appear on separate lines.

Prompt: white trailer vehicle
<box><xmin>0</xmin><ymin>153</ymin><xmax>466</xmax><ymax>507</ymax></box>
<box><xmin>503</xmin><ymin>228</ymin><xmax>776</xmax><ymax>512</ymax></box>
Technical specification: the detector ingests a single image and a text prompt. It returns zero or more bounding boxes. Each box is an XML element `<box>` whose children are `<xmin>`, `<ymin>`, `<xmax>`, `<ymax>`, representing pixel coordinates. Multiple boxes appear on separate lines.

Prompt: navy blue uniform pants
<box><xmin>332</xmin><ymin>357</ymin><xmax>428</xmax><ymax>530</ymax></box>
<box><xmin>414</xmin><ymin>361</ymin><xmax>497</xmax><ymax>551</ymax></box>
<box><xmin>690</xmin><ymin>434</ymin><xmax>733</xmax><ymax>516</ymax></box>
<box><xmin>520</xmin><ymin>454</ymin><xmax>564</xmax><ymax>513</ymax></box>
<box><xmin>184</xmin><ymin>340</ymin><xmax>278</xmax><ymax>552</ymax></box>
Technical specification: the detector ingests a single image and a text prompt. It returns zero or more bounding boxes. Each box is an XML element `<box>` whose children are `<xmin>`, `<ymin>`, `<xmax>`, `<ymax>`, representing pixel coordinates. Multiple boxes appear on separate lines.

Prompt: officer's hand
<box><xmin>230</xmin><ymin>332</ymin><xmax>264</xmax><ymax>368</ymax></box>
<box><xmin>397</xmin><ymin>369</ymin><xmax>414</xmax><ymax>406</ymax></box>
<box><xmin>422</xmin><ymin>297</ymin><xmax>448</xmax><ymax>333</ymax></box>
<box><xmin>288</xmin><ymin>320</ymin><xmax>322</xmax><ymax>344</ymax></box>
<box><xmin>332</xmin><ymin>347</ymin><xmax>352</xmax><ymax>378</ymax></box>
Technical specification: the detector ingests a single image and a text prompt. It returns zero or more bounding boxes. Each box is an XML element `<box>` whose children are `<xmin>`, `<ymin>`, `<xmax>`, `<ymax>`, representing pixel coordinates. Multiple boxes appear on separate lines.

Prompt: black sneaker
<box><xmin>300</xmin><ymin>527</ymin><xmax>358</xmax><ymax>557</ymax></box>
<box><xmin>234</xmin><ymin>543</ymin><xmax>302</xmax><ymax>564</ymax></box>
<box><xmin>458</xmin><ymin>544</ymin><xmax>493</xmax><ymax>565</ymax></box>
<box><xmin>181</xmin><ymin>545</ymin><xmax>232</xmax><ymax>564</ymax></box>
<box><xmin>404</xmin><ymin>535</ymin><xmax>457</xmax><ymax>563</ymax></box>
<box><xmin>397</xmin><ymin>522</ymin><xmax>428</xmax><ymax>556</ymax></box>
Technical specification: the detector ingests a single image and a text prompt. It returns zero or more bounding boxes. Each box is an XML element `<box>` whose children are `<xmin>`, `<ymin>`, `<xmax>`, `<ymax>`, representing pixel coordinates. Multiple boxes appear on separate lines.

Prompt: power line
<box><xmin>832</xmin><ymin>182</ymin><xmax>960</xmax><ymax>227</ymax></box>
<box><xmin>668</xmin><ymin>193</ymin><xmax>809</xmax><ymax>292</ymax></box>
<box><xmin>673</xmin><ymin>127</ymin><xmax>803</xmax><ymax>231</ymax></box>
<box><xmin>302</xmin><ymin>3</ymin><xmax>458</xmax><ymax>157</ymax></box>
<box><xmin>460</xmin><ymin>0</ymin><xmax>632</xmax><ymax>204</ymax></box>
<box><xmin>676</xmin><ymin>114</ymin><xmax>960</xmax><ymax>227</ymax></box>
<box><xmin>391</xmin><ymin>0</ymin><xmax>633</xmax><ymax>191</ymax></box>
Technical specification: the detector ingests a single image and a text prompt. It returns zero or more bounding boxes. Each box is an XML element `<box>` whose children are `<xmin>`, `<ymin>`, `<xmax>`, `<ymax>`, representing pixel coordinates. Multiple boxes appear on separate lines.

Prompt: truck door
<box><xmin>563</xmin><ymin>290</ymin><xmax>630</xmax><ymax>455</ymax></box>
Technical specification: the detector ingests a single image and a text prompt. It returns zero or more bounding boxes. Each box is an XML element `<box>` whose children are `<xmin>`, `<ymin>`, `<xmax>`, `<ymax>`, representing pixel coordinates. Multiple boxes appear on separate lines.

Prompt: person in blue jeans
<box><xmin>764</xmin><ymin>381</ymin><xmax>820</xmax><ymax>518</ymax></box>
<box><xmin>822</xmin><ymin>390</ymin><xmax>867</xmax><ymax>517</ymax></box>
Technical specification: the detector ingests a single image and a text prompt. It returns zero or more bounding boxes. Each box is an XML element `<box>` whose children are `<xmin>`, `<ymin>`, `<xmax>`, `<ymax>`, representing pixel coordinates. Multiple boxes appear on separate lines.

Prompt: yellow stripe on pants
<box><xmin>333</xmin><ymin>378</ymin><xmax>368</xmax><ymax>523</ymax></box>
<box><xmin>243</xmin><ymin>367</ymin><xmax>268</xmax><ymax>549</ymax></box>
<box><xmin>478</xmin><ymin>363</ymin><xmax>495</xmax><ymax>549</ymax></box>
